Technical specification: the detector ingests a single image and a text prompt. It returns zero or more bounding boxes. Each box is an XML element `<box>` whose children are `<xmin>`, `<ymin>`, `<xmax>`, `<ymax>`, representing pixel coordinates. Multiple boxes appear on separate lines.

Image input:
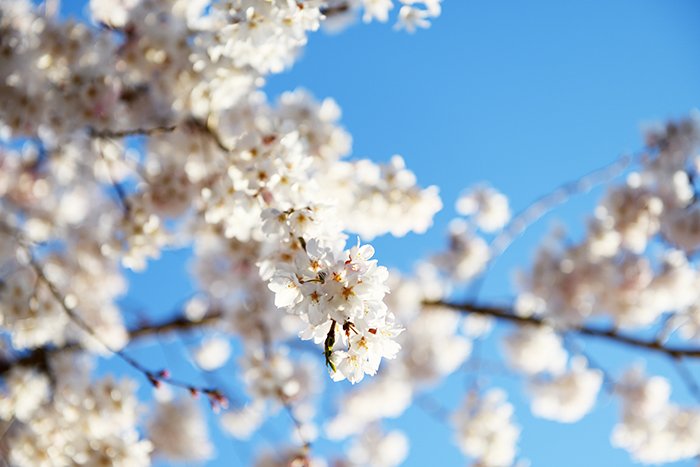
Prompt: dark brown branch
<box><xmin>427</xmin><ymin>300</ymin><xmax>700</xmax><ymax>358</ymax></box>
<box><xmin>128</xmin><ymin>311</ymin><xmax>223</xmax><ymax>340</ymax></box>
<box><xmin>187</xmin><ymin>118</ymin><xmax>231</xmax><ymax>153</ymax></box>
<box><xmin>0</xmin><ymin>346</ymin><xmax>58</xmax><ymax>377</ymax></box>
<box><xmin>0</xmin><ymin>311</ymin><xmax>222</xmax><ymax>376</ymax></box>
<box><xmin>88</xmin><ymin>125</ymin><xmax>177</xmax><ymax>139</ymax></box>
<box><xmin>320</xmin><ymin>2</ymin><xmax>351</xmax><ymax>17</ymax></box>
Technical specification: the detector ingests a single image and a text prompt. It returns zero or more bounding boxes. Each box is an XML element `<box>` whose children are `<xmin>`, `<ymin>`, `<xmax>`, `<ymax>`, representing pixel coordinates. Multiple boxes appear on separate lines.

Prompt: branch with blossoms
<box><xmin>0</xmin><ymin>310</ymin><xmax>224</xmax><ymax>376</ymax></box>
<box><xmin>6</xmin><ymin>296</ymin><xmax>700</xmax><ymax>377</ymax></box>
<box><xmin>32</xmin><ymin>252</ymin><xmax>230</xmax><ymax>409</ymax></box>
<box><xmin>427</xmin><ymin>301</ymin><xmax>700</xmax><ymax>359</ymax></box>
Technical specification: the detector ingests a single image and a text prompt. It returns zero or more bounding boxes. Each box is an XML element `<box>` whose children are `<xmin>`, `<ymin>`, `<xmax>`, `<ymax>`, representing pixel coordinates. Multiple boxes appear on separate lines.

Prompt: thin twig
<box><xmin>98</xmin><ymin>147</ymin><xmax>131</xmax><ymax>213</ymax></box>
<box><xmin>415</xmin><ymin>394</ymin><xmax>451</xmax><ymax>424</ymax></box>
<box><xmin>670</xmin><ymin>357</ymin><xmax>700</xmax><ymax>404</ymax></box>
<box><xmin>260</xmin><ymin>318</ymin><xmax>312</xmax><ymax>452</ymax></box>
<box><xmin>0</xmin><ymin>221</ymin><xmax>226</xmax><ymax>404</ymax></box>
<box><xmin>563</xmin><ymin>336</ymin><xmax>617</xmax><ymax>394</ymax></box>
<box><xmin>279</xmin><ymin>392</ymin><xmax>311</xmax><ymax>452</ymax></box>
<box><xmin>29</xmin><ymin>254</ymin><xmax>221</xmax><ymax>398</ymax></box>
<box><xmin>468</xmin><ymin>151</ymin><xmax>637</xmax><ymax>298</ymax></box>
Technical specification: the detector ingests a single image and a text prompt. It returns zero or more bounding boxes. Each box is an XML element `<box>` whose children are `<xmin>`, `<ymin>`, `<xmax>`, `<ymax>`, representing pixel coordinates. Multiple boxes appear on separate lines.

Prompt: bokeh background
<box><xmin>52</xmin><ymin>1</ymin><xmax>700</xmax><ymax>465</ymax></box>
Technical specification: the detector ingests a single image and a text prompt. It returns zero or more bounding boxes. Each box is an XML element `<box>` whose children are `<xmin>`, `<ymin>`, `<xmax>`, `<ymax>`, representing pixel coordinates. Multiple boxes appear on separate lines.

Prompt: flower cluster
<box><xmin>204</xmin><ymin>0</ymin><xmax>324</xmax><ymax>75</ymax></box>
<box><xmin>516</xmin><ymin>115</ymin><xmax>700</xmax><ymax>326</ymax></box>
<box><xmin>321</xmin><ymin>156</ymin><xmax>442</xmax><ymax>240</ymax></box>
<box><xmin>0</xmin><ymin>355</ymin><xmax>151</xmax><ymax>467</ymax></box>
<box><xmin>612</xmin><ymin>367</ymin><xmax>700</xmax><ymax>463</ymax></box>
<box><xmin>345</xmin><ymin>426</ymin><xmax>409</xmax><ymax>467</ymax></box>
<box><xmin>147</xmin><ymin>392</ymin><xmax>214</xmax><ymax>462</ymax></box>
<box><xmin>356</xmin><ymin>0</ymin><xmax>442</xmax><ymax>31</ymax></box>
<box><xmin>267</xmin><ymin>236</ymin><xmax>402</xmax><ymax>384</ymax></box>
<box><xmin>527</xmin><ymin>356</ymin><xmax>603</xmax><ymax>423</ymax></box>
<box><xmin>452</xmin><ymin>389</ymin><xmax>521</xmax><ymax>467</ymax></box>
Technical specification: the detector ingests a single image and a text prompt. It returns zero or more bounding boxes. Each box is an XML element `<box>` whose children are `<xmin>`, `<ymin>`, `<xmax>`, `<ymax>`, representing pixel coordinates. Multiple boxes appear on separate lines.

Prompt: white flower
<box><xmin>528</xmin><ymin>357</ymin><xmax>602</xmax><ymax>422</ymax></box>
<box><xmin>348</xmin><ymin>427</ymin><xmax>409</xmax><ymax>466</ymax></box>
<box><xmin>456</xmin><ymin>185</ymin><xmax>511</xmax><ymax>232</ymax></box>
<box><xmin>148</xmin><ymin>398</ymin><xmax>214</xmax><ymax>462</ymax></box>
<box><xmin>221</xmin><ymin>402</ymin><xmax>266</xmax><ymax>440</ymax></box>
<box><xmin>193</xmin><ymin>336</ymin><xmax>232</xmax><ymax>371</ymax></box>
<box><xmin>325</xmin><ymin>379</ymin><xmax>413</xmax><ymax>439</ymax></box>
<box><xmin>502</xmin><ymin>325</ymin><xmax>568</xmax><ymax>376</ymax></box>
<box><xmin>612</xmin><ymin>366</ymin><xmax>700</xmax><ymax>463</ymax></box>
<box><xmin>453</xmin><ymin>389</ymin><xmax>520</xmax><ymax>467</ymax></box>
<box><xmin>599</xmin><ymin>184</ymin><xmax>663</xmax><ymax>253</ymax></box>
<box><xmin>320</xmin><ymin>156</ymin><xmax>442</xmax><ymax>240</ymax></box>
<box><xmin>268</xmin><ymin>273</ymin><xmax>303</xmax><ymax>308</ymax></box>
<box><xmin>395</xmin><ymin>6</ymin><xmax>431</xmax><ymax>33</ymax></box>
<box><xmin>89</xmin><ymin>0</ymin><xmax>137</xmax><ymax>28</ymax></box>
<box><xmin>362</xmin><ymin>0</ymin><xmax>394</xmax><ymax>22</ymax></box>
<box><xmin>329</xmin><ymin>319</ymin><xmax>403</xmax><ymax>384</ymax></box>
<box><xmin>264</xmin><ymin>220</ymin><xmax>398</xmax><ymax>383</ymax></box>
<box><xmin>330</xmin><ymin>350</ymin><xmax>369</xmax><ymax>383</ymax></box>
<box><xmin>0</xmin><ymin>368</ymin><xmax>49</xmax><ymax>422</ymax></box>
<box><xmin>436</xmin><ymin>219</ymin><xmax>490</xmax><ymax>282</ymax></box>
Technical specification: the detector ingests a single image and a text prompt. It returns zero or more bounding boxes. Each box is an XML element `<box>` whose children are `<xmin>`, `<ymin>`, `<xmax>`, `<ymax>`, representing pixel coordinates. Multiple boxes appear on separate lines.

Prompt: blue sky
<box><xmin>53</xmin><ymin>1</ymin><xmax>700</xmax><ymax>465</ymax></box>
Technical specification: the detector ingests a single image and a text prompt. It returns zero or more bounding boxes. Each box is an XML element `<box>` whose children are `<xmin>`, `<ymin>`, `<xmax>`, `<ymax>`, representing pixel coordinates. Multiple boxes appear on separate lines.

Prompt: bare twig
<box><xmin>469</xmin><ymin>152</ymin><xmax>637</xmax><ymax>298</ymax></box>
<box><xmin>563</xmin><ymin>336</ymin><xmax>617</xmax><ymax>393</ymax></box>
<box><xmin>279</xmin><ymin>391</ymin><xmax>311</xmax><ymax>452</ymax></box>
<box><xmin>97</xmin><ymin>147</ymin><xmax>132</xmax><ymax>213</ymax></box>
<box><xmin>670</xmin><ymin>357</ymin><xmax>700</xmax><ymax>404</ymax></box>
<box><xmin>415</xmin><ymin>394</ymin><xmax>451</xmax><ymax>424</ymax></box>
<box><xmin>490</xmin><ymin>152</ymin><xmax>636</xmax><ymax>259</ymax></box>
<box><xmin>29</xmin><ymin>256</ymin><xmax>228</xmax><ymax>401</ymax></box>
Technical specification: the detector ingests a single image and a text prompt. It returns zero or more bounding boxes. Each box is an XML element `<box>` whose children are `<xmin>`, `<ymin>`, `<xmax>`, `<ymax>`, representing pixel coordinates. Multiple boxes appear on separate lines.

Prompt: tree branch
<box><xmin>0</xmin><ymin>311</ymin><xmax>222</xmax><ymax>376</ymax></box>
<box><xmin>320</xmin><ymin>2</ymin><xmax>351</xmax><ymax>17</ymax></box>
<box><xmin>88</xmin><ymin>125</ymin><xmax>177</xmax><ymax>139</ymax></box>
<box><xmin>129</xmin><ymin>311</ymin><xmax>223</xmax><ymax>340</ymax></box>
<box><xmin>427</xmin><ymin>300</ymin><xmax>700</xmax><ymax>358</ymax></box>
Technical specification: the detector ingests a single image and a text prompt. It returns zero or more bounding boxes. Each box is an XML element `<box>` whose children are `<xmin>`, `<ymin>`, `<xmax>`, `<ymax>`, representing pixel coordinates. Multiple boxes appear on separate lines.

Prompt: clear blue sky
<box><xmin>54</xmin><ymin>1</ymin><xmax>700</xmax><ymax>465</ymax></box>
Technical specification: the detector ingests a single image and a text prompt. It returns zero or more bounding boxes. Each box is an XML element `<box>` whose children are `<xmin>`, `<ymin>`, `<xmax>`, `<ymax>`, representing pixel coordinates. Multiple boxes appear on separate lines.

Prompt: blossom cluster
<box><xmin>612</xmin><ymin>367</ymin><xmax>700</xmax><ymax>463</ymax></box>
<box><xmin>452</xmin><ymin>389</ymin><xmax>520</xmax><ymax>467</ymax></box>
<box><xmin>516</xmin><ymin>114</ymin><xmax>700</xmax><ymax>330</ymax></box>
<box><xmin>0</xmin><ymin>356</ymin><xmax>152</xmax><ymax>466</ymax></box>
